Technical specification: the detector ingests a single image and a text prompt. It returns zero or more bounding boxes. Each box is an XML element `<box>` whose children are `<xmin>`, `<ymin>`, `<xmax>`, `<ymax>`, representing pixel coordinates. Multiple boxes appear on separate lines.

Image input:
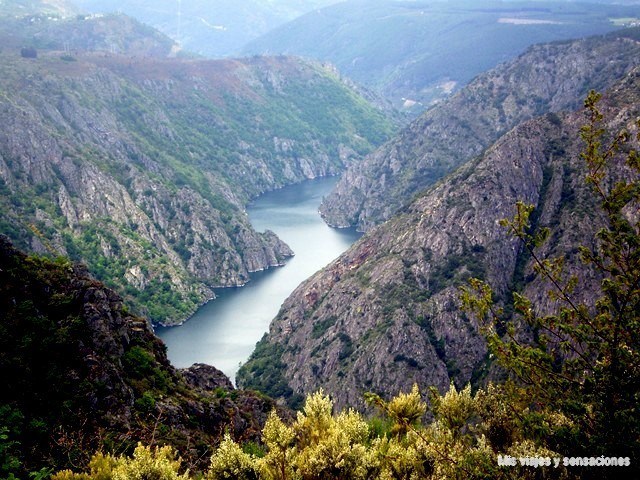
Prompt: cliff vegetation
<box><xmin>0</xmin><ymin>14</ymin><xmax>395</xmax><ymax>324</ymax></box>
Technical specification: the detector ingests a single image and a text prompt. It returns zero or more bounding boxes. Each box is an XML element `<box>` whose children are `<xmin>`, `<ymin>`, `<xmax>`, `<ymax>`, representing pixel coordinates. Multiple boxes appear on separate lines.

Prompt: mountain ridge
<box><xmin>238</xmin><ymin>63</ymin><xmax>640</xmax><ymax>411</ymax></box>
<box><xmin>319</xmin><ymin>29</ymin><xmax>640</xmax><ymax>232</ymax></box>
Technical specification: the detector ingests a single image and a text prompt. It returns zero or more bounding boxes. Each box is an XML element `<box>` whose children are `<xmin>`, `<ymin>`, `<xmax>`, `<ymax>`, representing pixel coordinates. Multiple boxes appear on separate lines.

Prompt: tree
<box><xmin>461</xmin><ymin>91</ymin><xmax>640</xmax><ymax>476</ymax></box>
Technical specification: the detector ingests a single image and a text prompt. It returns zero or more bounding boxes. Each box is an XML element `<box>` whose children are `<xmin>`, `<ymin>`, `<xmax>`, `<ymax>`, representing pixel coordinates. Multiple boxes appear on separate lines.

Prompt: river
<box><xmin>156</xmin><ymin>176</ymin><xmax>361</xmax><ymax>383</ymax></box>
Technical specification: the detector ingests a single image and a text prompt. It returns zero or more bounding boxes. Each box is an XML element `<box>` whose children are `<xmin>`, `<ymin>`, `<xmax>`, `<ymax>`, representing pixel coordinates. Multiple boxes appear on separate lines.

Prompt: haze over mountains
<box><xmin>72</xmin><ymin>0</ymin><xmax>343</xmax><ymax>57</ymax></box>
<box><xmin>243</xmin><ymin>0</ymin><xmax>640</xmax><ymax>110</ymax></box>
<box><xmin>12</xmin><ymin>0</ymin><xmax>640</xmax><ymax>113</ymax></box>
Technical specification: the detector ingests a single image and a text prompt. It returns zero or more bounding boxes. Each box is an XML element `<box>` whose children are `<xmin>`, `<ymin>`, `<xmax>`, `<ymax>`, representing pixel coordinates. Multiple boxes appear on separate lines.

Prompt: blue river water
<box><xmin>156</xmin><ymin>176</ymin><xmax>361</xmax><ymax>383</ymax></box>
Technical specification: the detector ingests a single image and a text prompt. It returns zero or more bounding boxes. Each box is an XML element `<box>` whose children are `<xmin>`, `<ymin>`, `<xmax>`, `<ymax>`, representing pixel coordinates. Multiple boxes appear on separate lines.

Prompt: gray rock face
<box><xmin>238</xmin><ymin>67</ymin><xmax>640</xmax><ymax>411</ymax></box>
<box><xmin>320</xmin><ymin>32</ymin><xmax>640</xmax><ymax>232</ymax></box>
<box><xmin>181</xmin><ymin>363</ymin><xmax>235</xmax><ymax>391</ymax></box>
<box><xmin>0</xmin><ymin>50</ymin><xmax>392</xmax><ymax>325</ymax></box>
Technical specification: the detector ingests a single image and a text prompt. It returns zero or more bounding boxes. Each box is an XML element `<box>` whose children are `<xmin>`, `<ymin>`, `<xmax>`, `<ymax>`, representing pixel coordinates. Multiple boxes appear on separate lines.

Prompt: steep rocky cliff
<box><xmin>320</xmin><ymin>29</ymin><xmax>640</xmax><ymax>232</ymax></box>
<box><xmin>0</xmin><ymin>19</ymin><xmax>395</xmax><ymax>324</ymax></box>
<box><xmin>0</xmin><ymin>236</ymin><xmax>286</xmax><ymax>476</ymax></box>
<box><xmin>238</xmin><ymin>67</ymin><xmax>640</xmax><ymax>411</ymax></box>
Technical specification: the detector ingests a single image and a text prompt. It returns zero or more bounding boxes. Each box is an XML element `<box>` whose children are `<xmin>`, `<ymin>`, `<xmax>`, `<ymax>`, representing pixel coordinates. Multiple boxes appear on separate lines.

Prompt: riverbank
<box><xmin>156</xmin><ymin>177</ymin><xmax>361</xmax><ymax>383</ymax></box>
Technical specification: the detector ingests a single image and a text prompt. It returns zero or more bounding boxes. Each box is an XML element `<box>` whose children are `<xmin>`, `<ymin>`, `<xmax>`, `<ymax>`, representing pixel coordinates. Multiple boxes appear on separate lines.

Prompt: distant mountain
<box><xmin>0</xmin><ymin>16</ymin><xmax>395</xmax><ymax>326</ymax></box>
<box><xmin>0</xmin><ymin>235</ymin><xmax>283</xmax><ymax>476</ymax></box>
<box><xmin>0</xmin><ymin>12</ymin><xmax>179</xmax><ymax>57</ymax></box>
<box><xmin>237</xmin><ymin>38</ymin><xmax>640</xmax><ymax>411</ymax></box>
<box><xmin>320</xmin><ymin>28</ymin><xmax>640</xmax><ymax>232</ymax></box>
<box><xmin>71</xmin><ymin>0</ymin><xmax>342</xmax><ymax>57</ymax></box>
<box><xmin>0</xmin><ymin>0</ymin><xmax>78</xmax><ymax>17</ymax></box>
<box><xmin>242</xmin><ymin>0</ymin><xmax>640</xmax><ymax>111</ymax></box>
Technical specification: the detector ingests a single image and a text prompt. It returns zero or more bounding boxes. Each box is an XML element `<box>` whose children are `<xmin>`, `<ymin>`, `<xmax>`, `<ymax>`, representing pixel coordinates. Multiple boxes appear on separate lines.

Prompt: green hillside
<box><xmin>0</xmin><ymin>16</ymin><xmax>395</xmax><ymax>325</ymax></box>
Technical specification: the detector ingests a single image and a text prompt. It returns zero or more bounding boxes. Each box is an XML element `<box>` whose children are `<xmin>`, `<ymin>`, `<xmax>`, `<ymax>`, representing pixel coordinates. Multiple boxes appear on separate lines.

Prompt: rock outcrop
<box><xmin>238</xmin><ymin>67</ymin><xmax>640</xmax><ymax>411</ymax></box>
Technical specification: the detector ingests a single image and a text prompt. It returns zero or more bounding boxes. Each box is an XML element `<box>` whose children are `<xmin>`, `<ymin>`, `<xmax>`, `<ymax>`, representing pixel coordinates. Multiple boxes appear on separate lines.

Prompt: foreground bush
<box><xmin>54</xmin><ymin>384</ymin><xmax>567</xmax><ymax>480</ymax></box>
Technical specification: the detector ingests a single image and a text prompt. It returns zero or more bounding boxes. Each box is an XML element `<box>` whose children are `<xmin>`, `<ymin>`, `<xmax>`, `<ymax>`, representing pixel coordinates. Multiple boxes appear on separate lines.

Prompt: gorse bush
<box><xmin>54</xmin><ymin>385</ymin><xmax>567</xmax><ymax>480</ymax></box>
<box><xmin>51</xmin><ymin>444</ymin><xmax>189</xmax><ymax>480</ymax></box>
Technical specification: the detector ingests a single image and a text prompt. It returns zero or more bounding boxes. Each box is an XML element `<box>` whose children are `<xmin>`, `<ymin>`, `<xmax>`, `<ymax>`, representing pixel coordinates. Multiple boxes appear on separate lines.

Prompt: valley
<box><xmin>157</xmin><ymin>176</ymin><xmax>361</xmax><ymax>382</ymax></box>
<box><xmin>0</xmin><ymin>43</ymin><xmax>394</xmax><ymax>325</ymax></box>
<box><xmin>239</xmin><ymin>63</ymin><xmax>640</xmax><ymax>413</ymax></box>
<box><xmin>0</xmin><ymin>1</ymin><xmax>639</xmax><ymax>478</ymax></box>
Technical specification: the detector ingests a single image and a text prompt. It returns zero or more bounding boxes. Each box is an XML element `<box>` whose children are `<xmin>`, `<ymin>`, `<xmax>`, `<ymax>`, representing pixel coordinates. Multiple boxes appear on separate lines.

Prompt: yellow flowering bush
<box><xmin>54</xmin><ymin>384</ymin><xmax>570</xmax><ymax>480</ymax></box>
<box><xmin>51</xmin><ymin>444</ymin><xmax>189</xmax><ymax>480</ymax></box>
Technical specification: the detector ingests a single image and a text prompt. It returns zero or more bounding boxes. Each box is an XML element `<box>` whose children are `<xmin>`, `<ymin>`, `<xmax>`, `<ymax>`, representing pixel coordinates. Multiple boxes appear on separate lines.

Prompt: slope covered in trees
<box><xmin>0</xmin><ymin>12</ymin><xmax>178</xmax><ymax>57</ymax></box>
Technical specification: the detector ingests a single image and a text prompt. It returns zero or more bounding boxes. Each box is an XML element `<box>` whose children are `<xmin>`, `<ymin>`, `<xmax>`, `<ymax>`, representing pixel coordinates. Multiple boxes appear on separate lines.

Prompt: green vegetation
<box><xmin>237</xmin><ymin>336</ymin><xmax>301</xmax><ymax>406</ymax></box>
<box><xmin>52</xmin><ymin>444</ymin><xmax>189</xmax><ymax>480</ymax></box>
<box><xmin>0</xmin><ymin>248</ymin><xmax>101</xmax><ymax>476</ymax></box>
<box><xmin>0</xmin><ymin>48</ymin><xmax>395</xmax><ymax>325</ymax></box>
<box><xmin>0</xmin><ymin>12</ymin><xmax>175</xmax><ymax>57</ymax></box>
<box><xmin>311</xmin><ymin>315</ymin><xmax>337</xmax><ymax>339</ymax></box>
<box><xmin>52</xmin><ymin>384</ymin><xmax>580</xmax><ymax>479</ymax></box>
<box><xmin>461</xmin><ymin>92</ymin><xmax>640</xmax><ymax>476</ymax></box>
